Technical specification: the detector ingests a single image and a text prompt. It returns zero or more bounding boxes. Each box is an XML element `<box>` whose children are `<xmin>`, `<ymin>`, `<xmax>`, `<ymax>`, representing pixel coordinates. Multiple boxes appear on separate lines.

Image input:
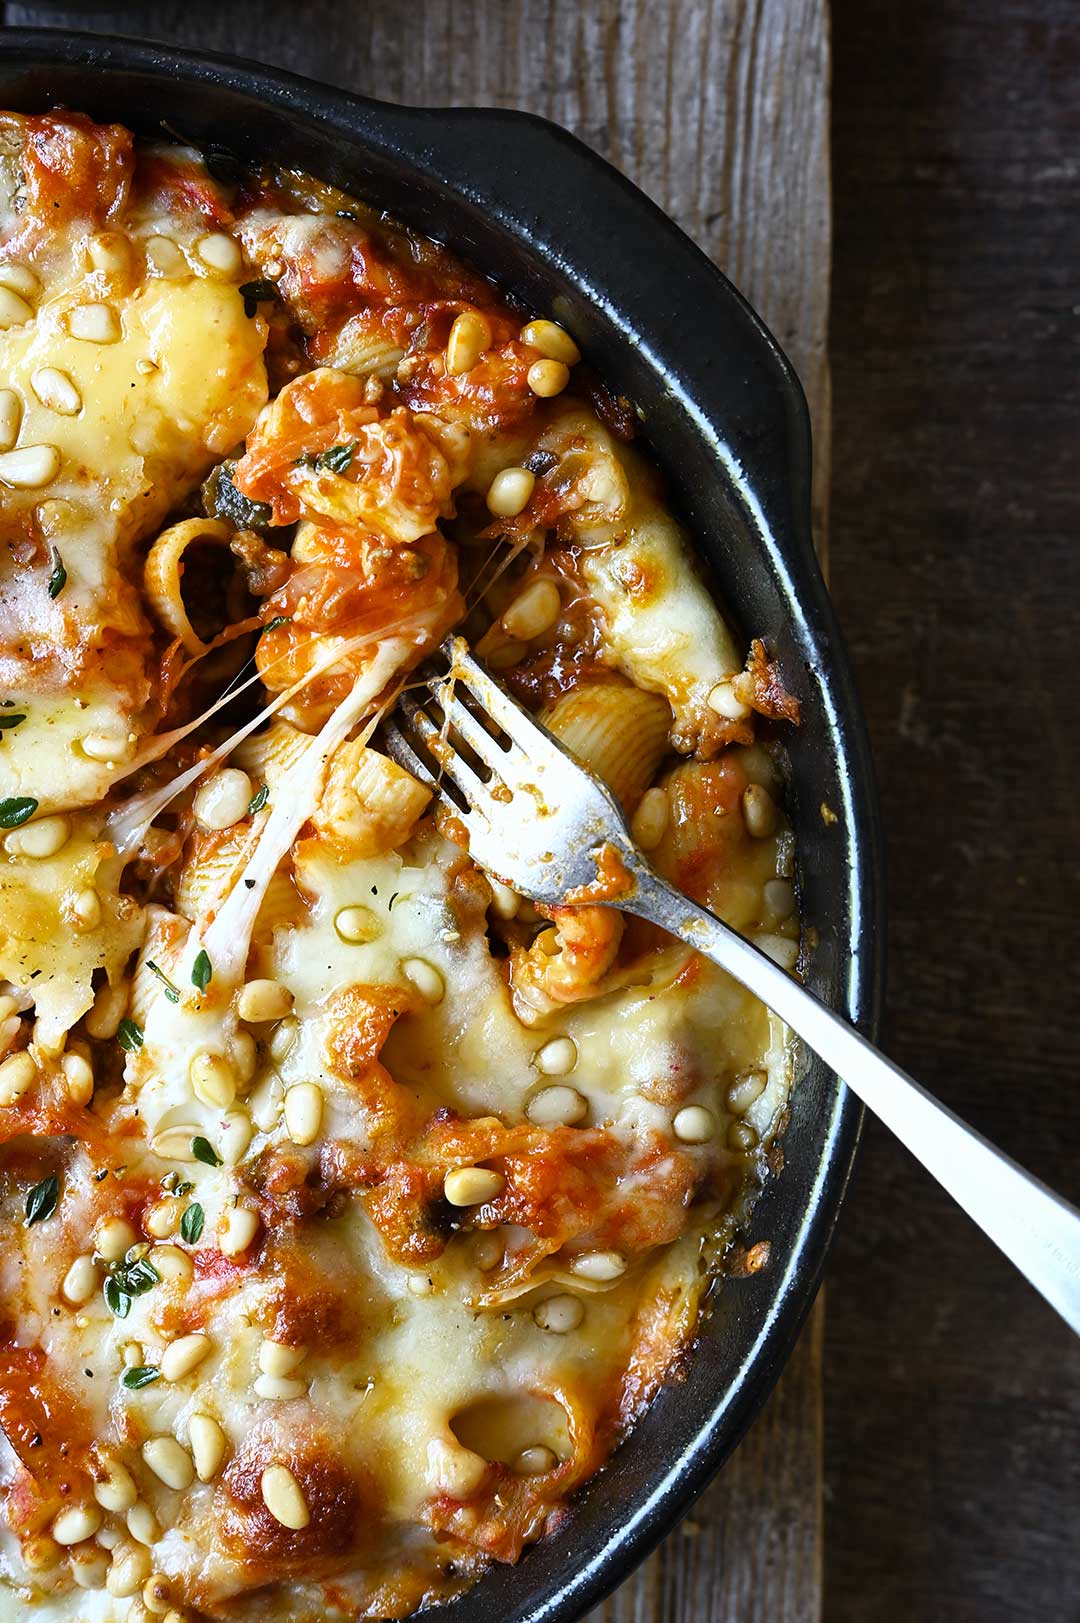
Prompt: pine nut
<box><xmin>97</xmin><ymin>1524</ymin><xmax>123</xmax><ymax>1549</ymax></box>
<box><xmin>32</xmin><ymin>367</ymin><xmax>82</xmax><ymax>416</ymax></box>
<box><xmin>672</xmin><ymin>1105</ymin><xmax>716</xmax><ymax>1143</ymax></box>
<box><xmin>188</xmin><ymin>1414</ymin><xmax>226</xmax><ymax>1482</ymax></box>
<box><xmin>145</xmin><ymin>236</ymin><xmax>187</xmax><ymax>279</ymax></box>
<box><xmin>87</xmin><ymin>232</ymin><xmax>130</xmax><ymax>274</ymax></box>
<box><xmin>334</xmin><ymin>904</ymin><xmax>380</xmax><ymax>944</ymax></box>
<box><xmin>0</xmin><ymin>263</ymin><xmax>40</xmax><ymax>298</ymax></box>
<box><xmin>754</xmin><ymin>932</ymin><xmax>799</xmax><ymax>971</ymax></box>
<box><xmin>520</xmin><ymin>318</ymin><xmax>580</xmax><ymax>365</ymax></box>
<box><xmin>707</xmin><ymin>679</ymin><xmax>751</xmax><ymax>720</ymax></box>
<box><xmin>742</xmin><ymin>783</ymin><xmax>778</xmax><ymax>838</ymax></box>
<box><xmin>407</xmin><ymin>1273</ymin><xmax>433</xmax><ymax>1297</ymax></box>
<box><xmin>487</xmin><ymin>878</ymin><xmax>519</xmax><ymax>919</ymax></box>
<box><xmin>729</xmin><ymin>1119</ymin><xmax>759</xmax><ymax>1151</ymax></box>
<box><xmin>526</xmin><ymin>358</ymin><xmax>570</xmax><ymax>397</ymax></box>
<box><xmin>22</xmin><ymin>1533</ymin><xmax>61</xmax><ymax>1570</ymax></box>
<box><xmin>218</xmin><ymin>1206</ymin><xmax>259</xmax><ymax>1256</ymax></box>
<box><xmin>728</xmin><ymin>1069</ymin><xmax>768</xmax><ymax>1114</ymax></box>
<box><xmin>160</xmin><ymin>1333</ymin><xmax>211</xmax><ymax>1382</ymax></box>
<box><xmin>485</xmin><ymin>638</ymin><xmax>527</xmax><ymax>670</ymax></box>
<box><xmin>473</xmin><ymin>1229</ymin><xmax>504</xmax><ymax>1270</ymax></box>
<box><xmin>228</xmin><ymin>1028</ymin><xmax>257</xmax><ymax>1084</ymax></box>
<box><xmin>486</xmin><ymin>466</ymin><xmax>535</xmax><ymax>518</ymax></box>
<box><xmin>142</xmin><ymin>1437</ymin><xmax>194</xmax><ymax>1491</ymax></box>
<box><xmin>67</xmin><ymin>303</ymin><xmax>121</xmax><ymax>343</ymax></box>
<box><xmin>0</xmin><ymin>444</ymin><xmax>60</xmax><ymax>488</ymax></box>
<box><xmin>443</xmin><ymin>1167</ymin><xmax>504</xmax><ymax>1207</ymax></box>
<box><xmin>260</xmin><ymin>1464</ymin><xmax>310</xmax><ymax>1529</ymax></box>
<box><xmin>237</xmin><ymin>979</ymin><xmax>293</xmax><ymax>1023</ymax></box>
<box><xmin>4</xmin><ymin>814</ymin><xmax>70</xmax><ymax>858</ymax></box>
<box><xmin>73</xmin><ymin>887</ymin><xmax>103</xmax><ymax>930</ymax></box>
<box><xmin>85</xmin><ymin>979</ymin><xmax>129</xmax><ymax>1039</ymax></box>
<box><xmin>401</xmin><ymin>958</ymin><xmax>444</xmax><ymax>1005</ymax></box>
<box><xmin>150</xmin><ymin>1127</ymin><xmax>198</xmax><ymax>1163</ymax></box>
<box><xmin>193</xmin><ymin>768</ymin><xmax>252</xmax><ymax>831</ymax></box>
<box><xmin>764</xmin><ymin>878</ymin><xmax>796</xmax><ymax>921</ymax></box>
<box><xmin>533</xmin><ymin>1293</ymin><xmax>584</xmax><ymax>1333</ymax></box>
<box><xmin>284</xmin><ymin>1082</ymin><xmax>323</xmax><ymax>1146</ymax></box>
<box><xmin>570</xmin><ymin>1250</ymin><xmax>626</xmax><ymax>1282</ymax></box>
<box><xmin>268</xmin><ymin>1015</ymin><xmax>298</xmax><ymax>1064</ymax></box>
<box><xmin>71</xmin><ymin>1546</ymin><xmax>109</xmax><ymax>1587</ymax></box>
<box><xmin>189</xmin><ymin>1051</ymin><xmax>237</xmax><ymax>1109</ymax></box>
<box><xmin>446</xmin><ymin>311</ymin><xmax>491</xmax><ymax>376</ymax></box>
<box><xmin>52</xmin><ymin>1503</ymin><xmax>102</xmax><ymax>1545</ymax></box>
<box><xmin>81</xmin><ymin>732</ymin><xmax>132</xmax><ymax>763</ymax></box>
<box><xmin>148</xmin><ymin>1244</ymin><xmax>194</xmax><ymax>1283</ymax></box>
<box><xmin>527</xmin><ymin>1083</ymin><xmax>586</xmax><ymax>1126</ymax></box>
<box><xmin>219</xmin><ymin>1110</ymin><xmax>253</xmax><ymax>1166</ymax></box>
<box><xmin>631</xmin><ymin>786</ymin><xmax>670</xmax><ymax>851</ymax></box>
<box><xmin>258</xmin><ymin>1340</ymin><xmax>306</xmax><ymax>1377</ymax></box>
<box><xmin>513</xmin><ymin>1445</ymin><xmax>558</xmax><ymax>1476</ymax></box>
<box><xmin>253</xmin><ymin>1372</ymin><xmax>306</xmax><ymax>1400</ymax></box>
<box><xmin>62</xmin><ymin>1253</ymin><xmax>98</xmax><ymax>1305</ymax></box>
<box><xmin>144</xmin><ymin>1198</ymin><xmax>181</xmax><ymax>1239</ymax></box>
<box><xmin>61</xmin><ymin>1050</ymin><xmax>94</xmax><ymax>1106</ymax></box>
<box><xmin>249</xmin><ymin>1072</ymin><xmax>284</xmax><ymax>1131</ymax></box>
<box><xmin>142</xmin><ymin>1572</ymin><xmax>171</xmax><ymax>1614</ymax></box>
<box><xmin>92</xmin><ymin>1455</ymin><xmax>137</xmax><ymax>1514</ymax></box>
<box><xmin>0</xmin><ymin>388</ymin><xmax>21</xmax><ymax>450</ymax></box>
<box><xmin>195</xmin><ymin>232</ymin><xmax>242</xmax><ymax>275</ymax></box>
<box><xmin>534</xmin><ymin>1037</ymin><xmax>578</xmax><ymax>1078</ymax></box>
<box><xmin>106</xmin><ymin>1541</ymin><xmax>152</xmax><ymax>1597</ymax></box>
<box><xmin>125</xmin><ymin>1502</ymin><xmax>160</xmax><ymax>1547</ymax></box>
<box><xmin>0</xmin><ymin>1050</ymin><xmax>36</xmax><ymax>1105</ymax></box>
<box><xmin>501</xmin><ymin>577</ymin><xmax>561</xmax><ymax>639</ymax></box>
<box><xmin>0</xmin><ymin>286</ymin><xmax>33</xmax><ymax>327</ymax></box>
<box><xmin>95</xmin><ymin>1217</ymin><xmax>137</xmax><ymax>1263</ymax></box>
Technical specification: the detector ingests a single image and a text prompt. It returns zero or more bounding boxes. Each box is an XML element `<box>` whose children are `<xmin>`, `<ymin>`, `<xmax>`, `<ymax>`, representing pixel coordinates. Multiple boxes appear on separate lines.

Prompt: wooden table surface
<box><xmin>3</xmin><ymin>2</ymin><xmax>1078</xmax><ymax>1621</ymax></box>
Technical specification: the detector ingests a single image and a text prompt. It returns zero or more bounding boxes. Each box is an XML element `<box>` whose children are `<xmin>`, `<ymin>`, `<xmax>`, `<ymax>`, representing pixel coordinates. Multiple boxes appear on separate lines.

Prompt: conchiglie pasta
<box><xmin>174</xmin><ymin>827</ymin><xmax>255</xmax><ymax>926</ymax></box>
<box><xmin>233</xmin><ymin>718</ymin><xmax>311</xmax><ymax>790</ymax></box>
<box><xmin>310</xmin><ymin>739</ymin><xmax>431</xmax><ymax>857</ymax></box>
<box><xmin>143</xmin><ymin>517</ymin><xmax>236</xmax><ymax>655</ymax></box>
<box><xmin>129</xmin><ymin>906</ymin><xmax>189</xmax><ymax>1027</ymax></box>
<box><xmin>326</xmin><ymin>314</ymin><xmax>406</xmax><ymax>379</ymax></box>
<box><xmin>253</xmin><ymin>866</ymin><xmax>309</xmax><ymax>944</ymax></box>
<box><xmin>539</xmin><ymin>679</ymin><xmax>672</xmax><ymax>812</ymax></box>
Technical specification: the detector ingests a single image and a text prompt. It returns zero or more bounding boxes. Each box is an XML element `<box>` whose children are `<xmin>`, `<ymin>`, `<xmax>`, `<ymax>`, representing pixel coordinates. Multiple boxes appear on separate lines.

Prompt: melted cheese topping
<box><xmin>0</xmin><ymin>118</ymin><xmax>803</xmax><ymax>1623</ymax></box>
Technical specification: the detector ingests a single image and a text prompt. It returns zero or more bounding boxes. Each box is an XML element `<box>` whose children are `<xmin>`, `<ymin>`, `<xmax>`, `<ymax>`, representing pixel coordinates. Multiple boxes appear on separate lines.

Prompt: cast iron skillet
<box><xmin>0</xmin><ymin>31</ymin><xmax>884</xmax><ymax>1623</ymax></box>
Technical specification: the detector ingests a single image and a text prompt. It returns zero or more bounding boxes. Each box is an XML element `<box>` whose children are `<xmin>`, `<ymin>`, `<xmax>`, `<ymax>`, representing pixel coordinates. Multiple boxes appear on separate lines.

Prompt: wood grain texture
<box><xmin>826</xmin><ymin>3</ymin><xmax>1080</xmax><ymax>1619</ymax></box>
<box><xmin>2</xmin><ymin>4</ymin><xmax>832</xmax><ymax>1620</ymax></box>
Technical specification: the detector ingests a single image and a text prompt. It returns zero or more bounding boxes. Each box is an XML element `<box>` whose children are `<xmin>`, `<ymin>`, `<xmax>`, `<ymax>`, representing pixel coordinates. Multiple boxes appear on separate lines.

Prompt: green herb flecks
<box><xmin>0</xmin><ymin>712</ymin><xmax>26</xmax><ymax>734</ymax></box>
<box><xmin>191</xmin><ymin>950</ymin><xmax>212</xmax><ymax>995</ymax></box>
<box><xmin>191</xmin><ymin>1137</ymin><xmax>221</xmax><ymax>1168</ymax></box>
<box><xmin>116</xmin><ymin>1017</ymin><xmax>144</xmax><ymax>1053</ymax></box>
<box><xmin>0</xmin><ymin>798</ymin><xmax>37</xmax><ymax>828</ymax></box>
<box><xmin>239</xmin><ymin>278</ymin><xmax>278</xmax><ymax>319</ymax></box>
<box><xmin>146</xmin><ymin>960</ymin><xmax>181</xmax><ymax>1005</ymax></box>
<box><xmin>47</xmin><ymin>551</ymin><xmax>67</xmax><ymax>599</ymax></box>
<box><xmin>122</xmin><ymin>1365</ymin><xmax>161</xmax><ymax>1389</ymax></box>
<box><xmin>202</xmin><ymin>461</ymin><xmax>273</xmax><ymax>533</ymax></box>
<box><xmin>248</xmin><ymin>783</ymin><xmax>269</xmax><ymax>815</ymax></box>
<box><xmin>25</xmin><ymin>1174</ymin><xmax>59</xmax><ymax>1227</ymax></box>
<box><xmin>294</xmin><ymin>440</ymin><xmax>357</xmax><ymax>475</ymax></box>
<box><xmin>180</xmin><ymin>1203</ymin><xmax>204</xmax><ymax>1245</ymax></box>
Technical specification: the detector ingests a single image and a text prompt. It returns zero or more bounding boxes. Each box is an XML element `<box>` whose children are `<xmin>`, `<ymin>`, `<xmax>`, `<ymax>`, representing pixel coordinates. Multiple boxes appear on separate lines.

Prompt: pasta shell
<box><xmin>234</xmin><ymin>718</ymin><xmax>311</xmax><ymax>789</ymax></box>
<box><xmin>143</xmin><ymin>517</ymin><xmax>233</xmax><ymax>655</ymax></box>
<box><xmin>130</xmin><ymin>907</ymin><xmax>189</xmax><ymax>1026</ymax></box>
<box><xmin>252</xmin><ymin>866</ymin><xmax>308</xmax><ymax>945</ymax></box>
<box><xmin>539</xmin><ymin>680</ymin><xmax>672</xmax><ymax>811</ymax></box>
<box><xmin>174</xmin><ymin>828</ymin><xmax>254</xmax><ymax>926</ymax></box>
<box><xmin>325</xmin><ymin>314</ymin><xmax>405</xmax><ymax>379</ymax></box>
<box><xmin>311</xmin><ymin>740</ymin><xmax>431</xmax><ymax>857</ymax></box>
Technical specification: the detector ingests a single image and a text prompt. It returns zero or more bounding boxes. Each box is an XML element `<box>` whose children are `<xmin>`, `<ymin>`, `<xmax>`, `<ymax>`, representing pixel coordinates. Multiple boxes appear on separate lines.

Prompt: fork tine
<box><xmin>440</xmin><ymin>638</ymin><xmax>564</xmax><ymax>758</ymax></box>
<box><xmin>397</xmin><ymin>690</ymin><xmax>487</xmax><ymax>803</ymax></box>
<box><xmin>427</xmin><ymin>682</ymin><xmax>509</xmax><ymax>775</ymax></box>
<box><xmin>381</xmin><ymin>718</ymin><xmax>438</xmax><ymax>792</ymax></box>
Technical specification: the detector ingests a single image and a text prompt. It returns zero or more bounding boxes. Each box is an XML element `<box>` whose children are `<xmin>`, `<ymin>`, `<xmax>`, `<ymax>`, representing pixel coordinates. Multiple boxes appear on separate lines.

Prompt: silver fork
<box><xmin>385</xmin><ymin>637</ymin><xmax>1080</xmax><ymax>1336</ymax></box>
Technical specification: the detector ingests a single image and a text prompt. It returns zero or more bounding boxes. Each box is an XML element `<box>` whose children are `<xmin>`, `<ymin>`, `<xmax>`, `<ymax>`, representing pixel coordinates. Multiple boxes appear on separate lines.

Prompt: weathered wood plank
<box><xmin>3</xmin><ymin>5</ymin><xmax>832</xmax><ymax>1619</ymax></box>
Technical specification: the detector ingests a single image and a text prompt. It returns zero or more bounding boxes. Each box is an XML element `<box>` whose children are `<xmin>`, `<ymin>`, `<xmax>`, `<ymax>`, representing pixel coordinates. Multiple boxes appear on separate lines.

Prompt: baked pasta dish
<box><xmin>0</xmin><ymin>112</ymin><xmax>803</xmax><ymax>1621</ymax></box>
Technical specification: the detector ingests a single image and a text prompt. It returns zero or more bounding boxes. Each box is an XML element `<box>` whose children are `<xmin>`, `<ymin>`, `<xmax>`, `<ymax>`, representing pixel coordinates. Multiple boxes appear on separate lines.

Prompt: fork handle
<box><xmin>628</xmin><ymin>868</ymin><xmax>1080</xmax><ymax>1336</ymax></box>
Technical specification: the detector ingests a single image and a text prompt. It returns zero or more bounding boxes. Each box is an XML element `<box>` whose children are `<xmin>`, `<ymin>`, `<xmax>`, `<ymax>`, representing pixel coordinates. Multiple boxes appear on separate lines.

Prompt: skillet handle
<box><xmin>628</xmin><ymin>865</ymin><xmax>1080</xmax><ymax>1337</ymax></box>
